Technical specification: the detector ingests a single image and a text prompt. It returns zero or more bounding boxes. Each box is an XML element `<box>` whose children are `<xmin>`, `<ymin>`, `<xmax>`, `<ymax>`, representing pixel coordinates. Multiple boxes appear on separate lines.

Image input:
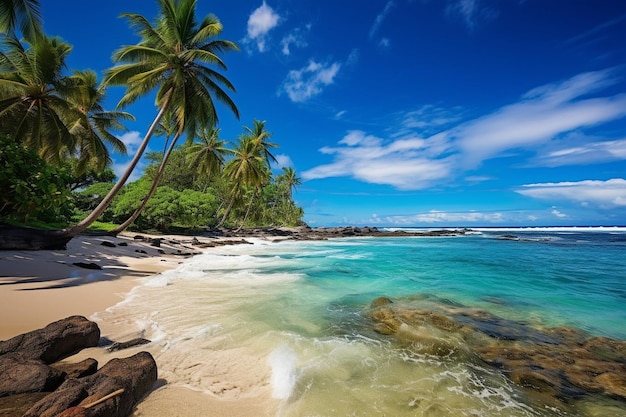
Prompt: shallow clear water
<box><xmin>96</xmin><ymin>229</ymin><xmax>626</xmax><ymax>416</ymax></box>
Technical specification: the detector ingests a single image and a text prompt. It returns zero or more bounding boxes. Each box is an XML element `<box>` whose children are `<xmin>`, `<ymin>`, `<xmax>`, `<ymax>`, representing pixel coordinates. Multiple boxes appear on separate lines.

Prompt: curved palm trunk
<box><xmin>235</xmin><ymin>188</ymin><xmax>258</xmax><ymax>232</ymax></box>
<box><xmin>217</xmin><ymin>192</ymin><xmax>238</xmax><ymax>228</ymax></box>
<box><xmin>64</xmin><ymin>95</ymin><xmax>172</xmax><ymax>236</ymax></box>
<box><xmin>109</xmin><ymin>131</ymin><xmax>182</xmax><ymax>235</ymax></box>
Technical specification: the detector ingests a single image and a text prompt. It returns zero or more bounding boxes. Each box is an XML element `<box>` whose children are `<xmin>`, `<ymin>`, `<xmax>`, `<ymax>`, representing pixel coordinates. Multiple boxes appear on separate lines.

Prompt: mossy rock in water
<box><xmin>369</xmin><ymin>307</ymin><xmax>402</xmax><ymax>335</ymax></box>
<box><xmin>370</xmin><ymin>296</ymin><xmax>393</xmax><ymax>308</ymax></box>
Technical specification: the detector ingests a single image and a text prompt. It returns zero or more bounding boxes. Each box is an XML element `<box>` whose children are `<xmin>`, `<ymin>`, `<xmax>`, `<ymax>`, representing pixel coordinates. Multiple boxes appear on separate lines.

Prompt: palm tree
<box><xmin>278</xmin><ymin>166</ymin><xmax>301</xmax><ymax>203</ymax></box>
<box><xmin>1</xmin><ymin>0</ymin><xmax>239</xmax><ymax>249</ymax></box>
<box><xmin>246</xmin><ymin>119</ymin><xmax>278</xmax><ymax>166</ymax></box>
<box><xmin>187</xmin><ymin>126</ymin><xmax>231</xmax><ymax>178</ymax></box>
<box><xmin>0</xmin><ymin>35</ymin><xmax>78</xmax><ymax>164</ymax></box>
<box><xmin>64</xmin><ymin>69</ymin><xmax>133</xmax><ymax>173</ymax></box>
<box><xmin>66</xmin><ymin>0</ymin><xmax>239</xmax><ymax>238</ymax></box>
<box><xmin>218</xmin><ymin>136</ymin><xmax>265</xmax><ymax>227</ymax></box>
<box><xmin>0</xmin><ymin>0</ymin><xmax>43</xmax><ymax>41</ymax></box>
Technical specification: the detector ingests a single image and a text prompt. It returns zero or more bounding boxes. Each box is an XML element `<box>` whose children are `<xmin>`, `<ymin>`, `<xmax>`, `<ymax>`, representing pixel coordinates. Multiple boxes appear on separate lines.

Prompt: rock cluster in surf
<box><xmin>367</xmin><ymin>296</ymin><xmax>626</xmax><ymax>413</ymax></box>
<box><xmin>0</xmin><ymin>316</ymin><xmax>156</xmax><ymax>417</ymax></box>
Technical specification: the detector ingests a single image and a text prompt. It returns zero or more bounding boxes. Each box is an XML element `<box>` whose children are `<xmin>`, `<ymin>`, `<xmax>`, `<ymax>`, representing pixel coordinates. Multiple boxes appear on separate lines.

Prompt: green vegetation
<box><xmin>0</xmin><ymin>0</ymin><xmax>303</xmax><ymax>246</ymax></box>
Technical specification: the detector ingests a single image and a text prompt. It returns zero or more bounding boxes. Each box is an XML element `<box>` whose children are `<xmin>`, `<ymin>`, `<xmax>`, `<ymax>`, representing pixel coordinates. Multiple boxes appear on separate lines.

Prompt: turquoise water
<box><xmin>99</xmin><ymin>228</ymin><xmax>626</xmax><ymax>416</ymax></box>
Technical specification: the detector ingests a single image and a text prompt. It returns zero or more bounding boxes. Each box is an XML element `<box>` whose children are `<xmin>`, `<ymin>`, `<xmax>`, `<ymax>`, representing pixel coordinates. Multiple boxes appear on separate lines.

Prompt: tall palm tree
<box><xmin>218</xmin><ymin>136</ymin><xmax>265</xmax><ymax>227</ymax></box>
<box><xmin>65</xmin><ymin>69</ymin><xmax>133</xmax><ymax>173</ymax></box>
<box><xmin>67</xmin><ymin>0</ymin><xmax>239</xmax><ymax>238</ymax></box>
<box><xmin>0</xmin><ymin>0</ymin><xmax>43</xmax><ymax>41</ymax></box>
<box><xmin>0</xmin><ymin>35</ymin><xmax>78</xmax><ymax>163</ymax></box>
<box><xmin>278</xmin><ymin>166</ymin><xmax>301</xmax><ymax>203</ymax></box>
<box><xmin>245</xmin><ymin>119</ymin><xmax>278</xmax><ymax>166</ymax></box>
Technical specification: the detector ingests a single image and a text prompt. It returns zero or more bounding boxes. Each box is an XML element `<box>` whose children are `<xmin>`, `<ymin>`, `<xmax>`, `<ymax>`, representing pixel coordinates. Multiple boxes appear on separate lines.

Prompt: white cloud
<box><xmin>367</xmin><ymin>210</ymin><xmax>505</xmax><ymax>225</ymax></box>
<box><xmin>281</xmin><ymin>26</ymin><xmax>309</xmax><ymax>56</ymax></box>
<box><xmin>281</xmin><ymin>60</ymin><xmax>341</xmax><ymax>102</ymax></box>
<box><xmin>273</xmin><ymin>154</ymin><xmax>293</xmax><ymax>169</ymax></box>
<box><xmin>302</xmin><ymin>130</ymin><xmax>454</xmax><ymax>190</ymax></box>
<box><xmin>370</xmin><ymin>1</ymin><xmax>394</xmax><ymax>39</ymax></box>
<box><xmin>454</xmin><ymin>69</ymin><xmax>626</xmax><ymax>167</ymax></box>
<box><xmin>533</xmin><ymin>133</ymin><xmax>626</xmax><ymax>167</ymax></box>
<box><xmin>517</xmin><ymin>179</ymin><xmax>626</xmax><ymax>208</ymax></box>
<box><xmin>551</xmin><ymin>208</ymin><xmax>568</xmax><ymax>218</ymax></box>
<box><xmin>116</xmin><ymin>131</ymin><xmax>143</xmax><ymax>154</ymax></box>
<box><xmin>112</xmin><ymin>159</ymin><xmax>145</xmax><ymax>183</ymax></box>
<box><xmin>303</xmin><ymin>69</ymin><xmax>626</xmax><ymax>193</ymax></box>
<box><xmin>399</xmin><ymin>104</ymin><xmax>463</xmax><ymax>136</ymax></box>
<box><xmin>334</xmin><ymin>110</ymin><xmax>347</xmax><ymax>120</ymax></box>
<box><xmin>245</xmin><ymin>1</ymin><xmax>280</xmax><ymax>52</ymax></box>
<box><xmin>378</xmin><ymin>38</ymin><xmax>390</xmax><ymax>48</ymax></box>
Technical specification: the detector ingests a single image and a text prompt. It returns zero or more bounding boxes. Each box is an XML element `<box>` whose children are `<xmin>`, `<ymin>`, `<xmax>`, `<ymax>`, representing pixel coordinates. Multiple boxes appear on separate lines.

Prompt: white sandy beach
<box><xmin>0</xmin><ymin>232</ymin><xmax>278</xmax><ymax>417</ymax></box>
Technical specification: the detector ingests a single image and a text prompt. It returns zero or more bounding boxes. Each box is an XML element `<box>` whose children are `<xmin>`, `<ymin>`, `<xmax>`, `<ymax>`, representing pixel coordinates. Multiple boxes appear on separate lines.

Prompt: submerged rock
<box><xmin>367</xmin><ymin>296</ymin><xmax>626</xmax><ymax>412</ymax></box>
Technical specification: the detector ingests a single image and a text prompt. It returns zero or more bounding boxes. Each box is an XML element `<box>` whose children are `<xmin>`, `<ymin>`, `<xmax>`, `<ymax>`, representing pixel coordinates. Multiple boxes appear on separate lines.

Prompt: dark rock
<box><xmin>149</xmin><ymin>238</ymin><xmax>161</xmax><ymax>247</ymax></box>
<box><xmin>0</xmin><ymin>316</ymin><xmax>100</xmax><ymax>363</ymax></box>
<box><xmin>23</xmin><ymin>382</ymin><xmax>89</xmax><ymax>417</ymax></box>
<box><xmin>99</xmin><ymin>241</ymin><xmax>116</xmax><ymax>248</ymax></box>
<box><xmin>0</xmin><ymin>392</ymin><xmax>48</xmax><ymax>417</ymax></box>
<box><xmin>106</xmin><ymin>338</ymin><xmax>151</xmax><ymax>352</ymax></box>
<box><xmin>132</xmin><ymin>235</ymin><xmax>144</xmax><ymax>240</ymax></box>
<box><xmin>0</xmin><ymin>354</ymin><xmax>66</xmax><ymax>396</ymax></box>
<box><xmin>71</xmin><ymin>262</ymin><xmax>102</xmax><ymax>270</ymax></box>
<box><xmin>117</xmin><ymin>242</ymin><xmax>128</xmax><ymax>247</ymax></box>
<box><xmin>52</xmin><ymin>359</ymin><xmax>98</xmax><ymax>379</ymax></box>
<box><xmin>23</xmin><ymin>352</ymin><xmax>157</xmax><ymax>417</ymax></box>
<box><xmin>134</xmin><ymin>249</ymin><xmax>147</xmax><ymax>254</ymax></box>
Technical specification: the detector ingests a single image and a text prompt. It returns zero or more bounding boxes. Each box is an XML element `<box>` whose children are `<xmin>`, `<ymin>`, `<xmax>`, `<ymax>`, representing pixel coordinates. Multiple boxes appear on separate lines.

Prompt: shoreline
<box><xmin>0</xmin><ymin>226</ymin><xmax>470</xmax><ymax>417</ymax></box>
<box><xmin>1</xmin><ymin>226</ymin><xmax>624</xmax><ymax>416</ymax></box>
<box><xmin>0</xmin><ymin>232</ymin><xmax>197</xmax><ymax>340</ymax></box>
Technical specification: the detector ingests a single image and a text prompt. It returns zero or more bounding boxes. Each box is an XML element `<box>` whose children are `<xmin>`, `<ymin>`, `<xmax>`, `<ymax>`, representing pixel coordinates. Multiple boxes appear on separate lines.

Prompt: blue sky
<box><xmin>40</xmin><ymin>0</ymin><xmax>626</xmax><ymax>227</ymax></box>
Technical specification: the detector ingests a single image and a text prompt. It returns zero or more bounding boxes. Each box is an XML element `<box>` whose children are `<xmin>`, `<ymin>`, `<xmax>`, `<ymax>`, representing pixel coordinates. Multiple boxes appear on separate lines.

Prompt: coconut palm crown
<box><xmin>104</xmin><ymin>0</ymin><xmax>239</xmax><ymax>135</ymax></box>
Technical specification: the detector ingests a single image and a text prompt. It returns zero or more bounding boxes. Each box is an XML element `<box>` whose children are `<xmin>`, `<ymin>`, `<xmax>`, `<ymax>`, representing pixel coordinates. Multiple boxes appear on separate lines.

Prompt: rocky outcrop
<box><xmin>367</xmin><ymin>297</ymin><xmax>626</xmax><ymax>412</ymax></box>
<box><xmin>212</xmin><ymin>226</ymin><xmax>471</xmax><ymax>240</ymax></box>
<box><xmin>0</xmin><ymin>317</ymin><xmax>157</xmax><ymax>417</ymax></box>
<box><xmin>0</xmin><ymin>316</ymin><xmax>100</xmax><ymax>364</ymax></box>
<box><xmin>22</xmin><ymin>352</ymin><xmax>157</xmax><ymax>417</ymax></box>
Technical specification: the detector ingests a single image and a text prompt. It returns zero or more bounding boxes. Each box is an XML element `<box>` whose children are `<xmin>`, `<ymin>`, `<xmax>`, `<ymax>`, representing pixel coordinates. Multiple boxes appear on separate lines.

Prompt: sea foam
<box><xmin>268</xmin><ymin>345</ymin><xmax>298</xmax><ymax>399</ymax></box>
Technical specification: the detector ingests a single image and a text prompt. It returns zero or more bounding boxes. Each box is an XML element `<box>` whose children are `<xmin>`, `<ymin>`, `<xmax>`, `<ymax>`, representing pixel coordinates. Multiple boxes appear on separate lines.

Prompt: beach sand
<box><xmin>0</xmin><ymin>232</ymin><xmax>278</xmax><ymax>416</ymax></box>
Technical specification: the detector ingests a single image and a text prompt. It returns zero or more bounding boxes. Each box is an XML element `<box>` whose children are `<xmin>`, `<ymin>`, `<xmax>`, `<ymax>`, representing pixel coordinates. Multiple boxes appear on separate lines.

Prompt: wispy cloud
<box><xmin>446</xmin><ymin>0</ymin><xmax>498</xmax><ymax>30</ymax></box>
<box><xmin>303</xmin><ymin>69</ymin><xmax>626</xmax><ymax>192</ymax></box>
<box><xmin>244</xmin><ymin>1</ymin><xmax>280</xmax><ymax>52</ymax></box>
<box><xmin>281</xmin><ymin>26</ymin><xmax>310</xmax><ymax>56</ymax></box>
<box><xmin>517</xmin><ymin>179</ymin><xmax>626</xmax><ymax>208</ymax></box>
<box><xmin>454</xmin><ymin>69</ymin><xmax>626</xmax><ymax>167</ymax></box>
<box><xmin>533</xmin><ymin>134</ymin><xmax>626</xmax><ymax>167</ymax></box>
<box><xmin>566</xmin><ymin>14</ymin><xmax>626</xmax><ymax>47</ymax></box>
<box><xmin>280</xmin><ymin>60</ymin><xmax>341</xmax><ymax>102</ymax></box>
<box><xmin>370</xmin><ymin>1</ymin><xmax>394</xmax><ymax>39</ymax></box>
<box><xmin>365</xmin><ymin>210</ymin><xmax>506</xmax><ymax>225</ymax></box>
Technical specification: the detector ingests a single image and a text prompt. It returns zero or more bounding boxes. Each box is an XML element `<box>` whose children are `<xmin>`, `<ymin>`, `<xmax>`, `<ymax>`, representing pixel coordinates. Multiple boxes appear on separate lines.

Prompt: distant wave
<box><xmin>382</xmin><ymin>226</ymin><xmax>626</xmax><ymax>234</ymax></box>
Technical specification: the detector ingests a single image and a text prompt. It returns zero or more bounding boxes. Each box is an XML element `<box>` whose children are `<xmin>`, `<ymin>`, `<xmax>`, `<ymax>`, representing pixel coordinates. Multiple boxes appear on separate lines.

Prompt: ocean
<box><xmin>95</xmin><ymin>227</ymin><xmax>626</xmax><ymax>416</ymax></box>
